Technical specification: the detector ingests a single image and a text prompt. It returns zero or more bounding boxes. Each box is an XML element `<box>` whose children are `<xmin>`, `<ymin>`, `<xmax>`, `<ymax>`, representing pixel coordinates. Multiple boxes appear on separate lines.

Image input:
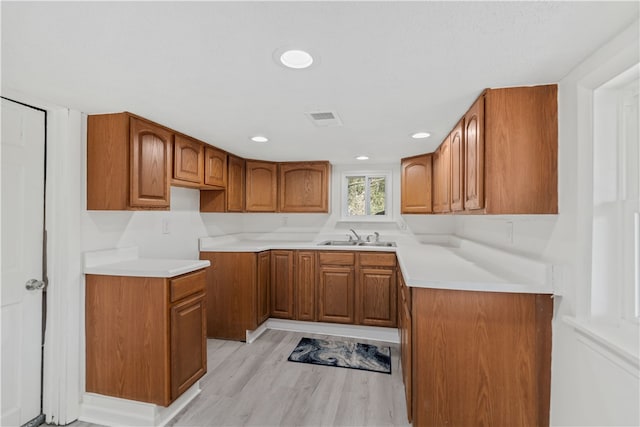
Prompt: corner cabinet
<box><xmin>279</xmin><ymin>162</ymin><xmax>330</xmax><ymax>213</ymax></box>
<box><xmin>88</xmin><ymin>113</ymin><xmax>172</xmax><ymax>210</ymax></box>
<box><xmin>401</xmin><ymin>154</ymin><xmax>433</xmax><ymax>214</ymax></box>
<box><xmin>85</xmin><ymin>269</ymin><xmax>207</xmax><ymax>406</ymax></box>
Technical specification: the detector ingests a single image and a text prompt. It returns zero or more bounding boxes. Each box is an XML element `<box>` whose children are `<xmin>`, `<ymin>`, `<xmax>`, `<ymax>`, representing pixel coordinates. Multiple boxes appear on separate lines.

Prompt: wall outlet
<box><xmin>162</xmin><ymin>218</ymin><xmax>170</xmax><ymax>234</ymax></box>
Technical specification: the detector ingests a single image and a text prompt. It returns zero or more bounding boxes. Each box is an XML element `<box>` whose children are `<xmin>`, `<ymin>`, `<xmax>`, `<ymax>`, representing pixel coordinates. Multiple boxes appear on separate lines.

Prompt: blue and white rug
<box><xmin>287</xmin><ymin>337</ymin><xmax>391</xmax><ymax>374</ymax></box>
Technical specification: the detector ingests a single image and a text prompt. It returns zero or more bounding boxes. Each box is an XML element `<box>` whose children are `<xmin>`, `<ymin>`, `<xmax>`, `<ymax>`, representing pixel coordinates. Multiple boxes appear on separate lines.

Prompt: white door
<box><xmin>1</xmin><ymin>98</ymin><xmax>46</xmax><ymax>426</ymax></box>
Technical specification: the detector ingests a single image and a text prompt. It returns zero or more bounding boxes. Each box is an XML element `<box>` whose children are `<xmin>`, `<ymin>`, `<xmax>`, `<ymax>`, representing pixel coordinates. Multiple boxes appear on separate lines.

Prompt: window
<box><xmin>341</xmin><ymin>171</ymin><xmax>392</xmax><ymax>220</ymax></box>
<box><xmin>591</xmin><ymin>63</ymin><xmax>639</xmax><ymax>323</ymax></box>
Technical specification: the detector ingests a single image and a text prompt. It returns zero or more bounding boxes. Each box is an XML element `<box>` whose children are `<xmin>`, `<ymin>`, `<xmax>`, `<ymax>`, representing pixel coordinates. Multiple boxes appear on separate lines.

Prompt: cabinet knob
<box><xmin>25</xmin><ymin>278</ymin><xmax>45</xmax><ymax>291</ymax></box>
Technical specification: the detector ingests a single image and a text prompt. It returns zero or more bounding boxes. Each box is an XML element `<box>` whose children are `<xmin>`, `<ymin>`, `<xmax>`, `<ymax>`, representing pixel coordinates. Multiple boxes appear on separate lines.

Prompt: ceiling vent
<box><xmin>305</xmin><ymin>110</ymin><xmax>343</xmax><ymax>127</ymax></box>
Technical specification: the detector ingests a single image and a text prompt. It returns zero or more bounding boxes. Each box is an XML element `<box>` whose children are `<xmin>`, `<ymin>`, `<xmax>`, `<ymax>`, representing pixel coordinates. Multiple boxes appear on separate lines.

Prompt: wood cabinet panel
<box><xmin>401</xmin><ymin>154</ymin><xmax>433</xmax><ymax>214</ymax></box>
<box><xmin>318</xmin><ymin>252</ymin><xmax>355</xmax><ymax>266</ymax></box>
<box><xmin>278</xmin><ymin>162</ymin><xmax>330</xmax><ymax>212</ymax></box>
<box><xmin>246</xmin><ymin>160</ymin><xmax>277</xmax><ymax>212</ymax></box>
<box><xmin>173</xmin><ymin>135</ymin><xmax>204</xmax><ymax>187</ymax></box>
<box><xmin>295</xmin><ymin>251</ymin><xmax>316</xmax><ymax>321</ymax></box>
<box><xmin>317</xmin><ymin>266</ymin><xmax>355</xmax><ymax>324</ymax></box>
<box><xmin>464</xmin><ymin>96</ymin><xmax>485</xmax><ymax>211</ymax></box>
<box><xmin>412</xmin><ymin>288</ymin><xmax>552</xmax><ymax>427</ymax></box>
<box><xmin>398</xmin><ymin>271</ymin><xmax>412</xmax><ymax>423</ymax></box>
<box><xmin>359</xmin><ymin>252</ymin><xmax>396</xmax><ymax>268</ymax></box>
<box><xmin>270</xmin><ymin>250</ymin><xmax>294</xmax><ymax>319</ymax></box>
<box><xmin>200</xmin><ymin>252</ymin><xmax>257</xmax><ymax>340</ymax></box>
<box><xmin>170</xmin><ymin>293</ymin><xmax>206</xmax><ymax>400</ymax></box>
<box><xmin>484</xmin><ymin>85</ymin><xmax>558</xmax><ymax>214</ymax></box>
<box><xmin>86</xmin><ymin>275</ymin><xmax>170</xmax><ymax>405</ymax></box>
<box><xmin>450</xmin><ymin>119</ymin><xmax>465</xmax><ymax>212</ymax></box>
<box><xmin>358</xmin><ymin>267</ymin><xmax>396</xmax><ymax>327</ymax></box>
<box><xmin>257</xmin><ymin>251</ymin><xmax>271</xmax><ymax>325</ymax></box>
<box><xmin>130</xmin><ymin>117</ymin><xmax>172</xmax><ymax>208</ymax></box>
<box><xmin>204</xmin><ymin>146</ymin><xmax>228</xmax><ymax>188</ymax></box>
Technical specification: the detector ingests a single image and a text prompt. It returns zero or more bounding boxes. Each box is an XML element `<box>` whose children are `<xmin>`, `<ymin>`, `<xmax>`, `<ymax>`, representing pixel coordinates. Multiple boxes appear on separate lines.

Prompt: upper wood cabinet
<box><xmin>450</xmin><ymin>119</ymin><xmax>465</xmax><ymax>212</ymax></box>
<box><xmin>482</xmin><ymin>85</ymin><xmax>558</xmax><ymax>214</ymax></box>
<box><xmin>278</xmin><ymin>161</ymin><xmax>330</xmax><ymax>213</ymax></box>
<box><xmin>464</xmin><ymin>96</ymin><xmax>484</xmax><ymax>211</ymax></box>
<box><xmin>245</xmin><ymin>160</ymin><xmax>278</xmax><ymax>212</ymax></box>
<box><xmin>401</xmin><ymin>84</ymin><xmax>557</xmax><ymax>215</ymax></box>
<box><xmin>172</xmin><ymin>134</ymin><xmax>204</xmax><ymax>188</ymax></box>
<box><xmin>401</xmin><ymin>154</ymin><xmax>433</xmax><ymax>214</ymax></box>
<box><xmin>88</xmin><ymin>113</ymin><xmax>172</xmax><ymax>210</ymax></box>
<box><xmin>433</xmin><ymin>136</ymin><xmax>451</xmax><ymax>214</ymax></box>
<box><xmin>204</xmin><ymin>146</ymin><xmax>228</xmax><ymax>189</ymax></box>
<box><xmin>227</xmin><ymin>155</ymin><xmax>246</xmax><ymax>212</ymax></box>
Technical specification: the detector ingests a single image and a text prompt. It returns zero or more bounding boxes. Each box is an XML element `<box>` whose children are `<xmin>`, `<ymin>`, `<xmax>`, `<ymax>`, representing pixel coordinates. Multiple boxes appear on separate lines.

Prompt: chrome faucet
<box><xmin>349</xmin><ymin>228</ymin><xmax>362</xmax><ymax>242</ymax></box>
<box><xmin>366</xmin><ymin>232</ymin><xmax>380</xmax><ymax>242</ymax></box>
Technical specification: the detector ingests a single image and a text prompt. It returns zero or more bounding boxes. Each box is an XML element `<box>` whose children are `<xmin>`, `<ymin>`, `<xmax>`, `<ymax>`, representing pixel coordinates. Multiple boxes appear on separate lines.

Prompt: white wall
<box><xmin>449</xmin><ymin>21</ymin><xmax>640</xmax><ymax>427</ymax></box>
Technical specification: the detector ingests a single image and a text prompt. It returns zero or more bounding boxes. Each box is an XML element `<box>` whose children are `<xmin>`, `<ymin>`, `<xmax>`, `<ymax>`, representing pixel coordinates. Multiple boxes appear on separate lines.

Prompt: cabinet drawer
<box><xmin>359</xmin><ymin>252</ymin><xmax>396</xmax><ymax>267</ymax></box>
<box><xmin>318</xmin><ymin>251</ymin><xmax>355</xmax><ymax>266</ymax></box>
<box><xmin>170</xmin><ymin>269</ymin><xmax>206</xmax><ymax>303</ymax></box>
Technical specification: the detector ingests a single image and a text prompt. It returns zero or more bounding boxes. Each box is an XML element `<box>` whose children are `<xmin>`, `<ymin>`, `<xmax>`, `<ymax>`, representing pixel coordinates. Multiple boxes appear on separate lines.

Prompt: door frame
<box><xmin>2</xmin><ymin>88</ymin><xmax>83</xmax><ymax>424</ymax></box>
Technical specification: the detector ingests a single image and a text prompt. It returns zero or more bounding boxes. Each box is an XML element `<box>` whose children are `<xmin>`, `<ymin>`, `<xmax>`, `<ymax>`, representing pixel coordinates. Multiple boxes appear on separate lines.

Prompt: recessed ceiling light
<box><xmin>411</xmin><ymin>132</ymin><xmax>431</xmax><ymax>139</ymax></box>
<box><xmin>280</xmin><ymin>49</ymin><xmax>314</xmax><ymax>69</ymax></box>
<box><xmin>250</xmin><ymin>135</ymin><xmax>269</xmax><ymax>143</ymax></box>
<box><xmin>356</xmin><ymin>155</ymin><xmax>369</xmax><ymax>160</ymax></box>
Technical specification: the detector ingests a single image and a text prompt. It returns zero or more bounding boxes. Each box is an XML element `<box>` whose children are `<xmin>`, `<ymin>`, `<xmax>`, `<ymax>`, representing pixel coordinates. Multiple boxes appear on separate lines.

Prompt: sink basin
<box><xmin>357</xmin><ymin>241</ymin><xmax>396</xmax><ymax>247</ymax></box>
<box><xmin>318</xmin><ymin>240</ymin><xmax>396</xmax><ymax>247</ymax></box>
<box><xmin>319</xmin><ymin>240</ymin><xmax>358</xmax><ymax>246</ymax></box>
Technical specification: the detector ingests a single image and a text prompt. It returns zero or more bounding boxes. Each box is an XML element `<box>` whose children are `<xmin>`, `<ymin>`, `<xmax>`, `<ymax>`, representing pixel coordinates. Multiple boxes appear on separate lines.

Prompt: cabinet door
<box><xmin>438</xmin><ymin>136</ymin><xmax>451</xmax><ymax>213</ymax></box>
<box><xmin>173</xmin><ymin>135</ymin><xmax>204</xmax><ymax>186</ymax></box>
<box><xmin>246</xmin><ymin>160</ymin><xmax>277</xmax><ymax>212</ymax></box>
<box><xmin>279</xmin><ymin>162</ymin><xmax>330</xmax><ymax>212</ymax></box>
<box><xmin>464</xmin><ymin>95</ymin><xmax>485</xmax><ymax>210</ymax></box>
<box><xmin>170</xmin><ymin>293</ymin><xmax>206</xmax><ymax>400</ymax></box>
<box><xmin>257</xmin><ymin>251</ymin><xmax>271</xmax><ymax>325</ymax></box>
<box><xmin>204</xmin><ymin>146</ymin><xmax>228</xmax><ymax>188</ymax></box>
<box><xmin>401</xmin><ymin>295</ymin><xmax>412</xmax><ymax>422</ymax></box>
<box><xmin>130</xmin><ymin>117</ymin><xmax>172</xmax><ymax>208</ymax></box>
<box><xmin>270</xmin><ymin>250</ymin><xmax>294</xmax><ymax>319</ymax></box>
<box><xmin>317</xmin><ymin>266</ymin><xmax>355</xmax><ymax>324</ymax></box>
<box><xmin>450</xmin><ymin>119</ymin><xmax>465</xmax><ymax>212</ymax></box>
<box><xmin>401</xmin><ymin>154</ymin><xmax>433</xmax><ymax>214</ymax></box>
<box><xmin>358</xmin><ymin>267</ymin><xmax>396</xmax><ymax>327</ymax></box>
<box><xmin>227</xmin><ymin>155</ymin><xmax>246</xmax><ymax>212</ymax></box>
<box><xmin>296</xmin><ymin>251</ymin><xmax>316</xmax><ymax>321</ymax></box>
<box><xmin>432</xmin><ymin>148</ymin><xmax>442</xmax><ymax>212</ymax></box>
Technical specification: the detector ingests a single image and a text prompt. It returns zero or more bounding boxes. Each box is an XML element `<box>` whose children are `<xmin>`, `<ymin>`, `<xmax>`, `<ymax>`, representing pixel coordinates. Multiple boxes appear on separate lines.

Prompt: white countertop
<box><xmin>83</xmin><ymin>247</ymin><xmax>210</xmax><ymax>278</ymax></box>
<box><xmin>199</xmin><ymin>234</ymin><xmax>555</xmax><ymax>295</ymax></box>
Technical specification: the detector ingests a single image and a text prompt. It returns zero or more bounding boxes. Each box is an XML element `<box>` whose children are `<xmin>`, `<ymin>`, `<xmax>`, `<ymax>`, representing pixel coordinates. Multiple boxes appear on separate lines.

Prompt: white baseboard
<box><xmin>79</xmin><ymin>382</ymin><xmax>200</xmax><ymax>427</ymax></box>
<box><xmin>249</xmin><ymin>319</ymin><xmax>400</xmax><ymax>344</ymax></box>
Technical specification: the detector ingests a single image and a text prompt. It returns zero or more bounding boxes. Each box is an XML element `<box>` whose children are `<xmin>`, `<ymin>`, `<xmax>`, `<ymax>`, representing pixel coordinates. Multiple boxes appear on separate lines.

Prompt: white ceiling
<box><xmin>2</xmin><ymin>1</ymin><xmax>638</xmax><ymax>164</ymax></box>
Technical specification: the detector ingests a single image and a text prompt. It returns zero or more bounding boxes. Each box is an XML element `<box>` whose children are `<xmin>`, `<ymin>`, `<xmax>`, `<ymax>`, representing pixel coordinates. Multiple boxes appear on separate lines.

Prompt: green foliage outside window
<box><xmin>347</xmin><ymin>175</ymin><xmax>386</xmax><ymax>216</ymax></box>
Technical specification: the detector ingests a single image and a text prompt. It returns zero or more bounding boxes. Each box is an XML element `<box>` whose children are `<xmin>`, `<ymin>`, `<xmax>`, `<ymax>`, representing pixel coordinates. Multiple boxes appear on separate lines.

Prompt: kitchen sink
<box><xmin>318</xmin><ymin>240</ymin><xmax>396</xmax><ymax>247</ymax></box>
<box><xmin>319</xmin><ymin>240</ymin><xmax>358</xmax><ymax>246</ymax></box>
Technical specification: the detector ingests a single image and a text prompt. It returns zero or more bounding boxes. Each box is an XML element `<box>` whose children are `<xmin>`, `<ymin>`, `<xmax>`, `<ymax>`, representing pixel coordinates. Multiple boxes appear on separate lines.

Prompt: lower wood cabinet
<box><xmin>397</xmin><ymin>270</ymin><xmax>412</xmax><ymax>423</ymax></box>
<box><xmin>317</xmin><ymin>252</ymin><xmax>356</xmax><ymax>324</ymax></box>
<box><xmin>357</xmin><ymin>252</ymin><xmax>397</xmax><ymax>327</ymax></box>
<box><xmin>271</xmin><ymin>250</ymin><xmax>295</xmax><ymax>319</ymax></box>
<box><xmin>407</xmin><ymin>287</ymin><xmax>553</xmax><ymax>427</ymax></box>
<box><xmin>199</xmin><ymin>252</ymin><xmax>259</xmax><ymax>340</ymax></box>
<box><xmin>257</xmin><ymin>251</ymin><xmax>271</xmax><ymax>325</ymax></box>
<box><xmin>295</xmin><ymin>251</ymin><xmax>316</xmax><ymax>321</ymax></box>
<box><xmin>85</xmin><ymin>269</ymin><xmax>207</xmax><ymax>406</ymax></box>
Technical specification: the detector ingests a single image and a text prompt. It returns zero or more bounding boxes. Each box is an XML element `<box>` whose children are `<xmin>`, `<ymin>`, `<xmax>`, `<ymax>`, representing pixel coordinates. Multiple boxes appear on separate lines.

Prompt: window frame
<box><xmin>340</xmin><ymin>170</ymin><xmax>393</xmax><ymax>222</ymax></box>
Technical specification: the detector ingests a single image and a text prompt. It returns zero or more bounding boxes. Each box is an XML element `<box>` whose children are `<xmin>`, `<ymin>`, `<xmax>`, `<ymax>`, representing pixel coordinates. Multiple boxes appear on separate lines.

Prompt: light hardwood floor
<box><xmin>62</xmin><ymin>329</ymin><xmax>410</xmax><ymax>427</ymax></box>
